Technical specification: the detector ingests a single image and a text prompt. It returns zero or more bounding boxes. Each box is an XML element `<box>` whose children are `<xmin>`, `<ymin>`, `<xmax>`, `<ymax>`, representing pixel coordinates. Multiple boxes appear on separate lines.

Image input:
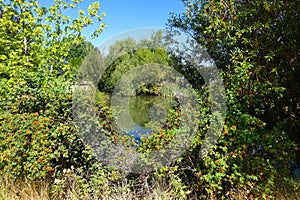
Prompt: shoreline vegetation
<box><xmin>0</xmin><ymin>0</ymin><xmax>299</xmax><ymax>199</ymax></box>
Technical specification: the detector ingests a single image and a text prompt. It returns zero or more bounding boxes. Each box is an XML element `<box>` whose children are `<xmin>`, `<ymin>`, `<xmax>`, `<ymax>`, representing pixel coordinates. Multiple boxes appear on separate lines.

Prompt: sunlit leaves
<box><xmin>169</xmin><ymin>0</ymin><xmax>299</xmax><ymax>198</ymax></box>
<box><xmin>88</xmin><ymin>2</ymin><xmax>100</xmax><ymax>17</ymax></box>
<box><xmin>0</xmin><ymin>0</ymin><xmax>106</xmax><ymax>80</ymax></box>
<box><xmin>0</xmin><ymin>0</ymin><xmax>107</xmax><ymax>181</ymax></box>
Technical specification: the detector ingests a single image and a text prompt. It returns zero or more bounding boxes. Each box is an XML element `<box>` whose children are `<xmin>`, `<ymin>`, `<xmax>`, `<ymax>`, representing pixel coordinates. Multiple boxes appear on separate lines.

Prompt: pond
<box><xmin>107</xmin><ymin>95</ymin><xmax>174</xmax><ymax>142</ymax></box>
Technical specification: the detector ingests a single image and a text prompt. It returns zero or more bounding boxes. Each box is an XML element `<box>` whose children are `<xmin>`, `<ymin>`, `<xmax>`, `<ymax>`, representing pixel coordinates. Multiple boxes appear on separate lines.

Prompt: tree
<box><xmin>67</xmin><ymin>40</ymin><xmax>94</xmax><ymax>64</ymax></box>
<box><xmin>0</xmin><ymin>0</ymin><xmax>106</xmax><ymax>81</ymax></box>
<box><xmin>0</xmin><ymin>0</ymin><xmax>107</xmax><ymax>181</ymax></box>
<box><xmin>169</xmin><ymin>0</ymin><xmax>300</xmax><ymax>153</ymax></box>
<box><xmin>98</xmin><ymin>32</ymin><xmax>171</xmax><ymax>94</ymax></box>
<box><xmin>168</xmin><ymin>0</ymin><xmax>299</xmax><ymax>198</ymax></box>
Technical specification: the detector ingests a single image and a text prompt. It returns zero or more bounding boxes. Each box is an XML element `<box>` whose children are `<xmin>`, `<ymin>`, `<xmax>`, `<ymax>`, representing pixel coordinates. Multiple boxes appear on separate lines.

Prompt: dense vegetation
<box><xmin>0</xmin><ymin>0</ymin><xmax>299</xmax><ymax>199</ymax></box>
<box><xmin>167</xmin><ymin>0</ymin><xmax>300</xmax><ymax>198</ymax></box>
<box><xmin>98</xmin><ymin>32</ymin><xmax>171</xmax><ymax>95</ymax></box>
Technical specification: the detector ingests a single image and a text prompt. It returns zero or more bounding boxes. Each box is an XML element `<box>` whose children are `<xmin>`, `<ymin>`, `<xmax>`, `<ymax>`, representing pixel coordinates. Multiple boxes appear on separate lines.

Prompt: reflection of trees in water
<box><xmin>129</xmin><ymin>96</ymin><xmax>173</xmax><ymax>127</ymax></box>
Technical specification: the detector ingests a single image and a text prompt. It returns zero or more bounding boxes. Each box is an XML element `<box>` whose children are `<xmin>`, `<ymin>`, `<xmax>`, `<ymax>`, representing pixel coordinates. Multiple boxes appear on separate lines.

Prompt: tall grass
<box><xmin>0</xmin><ymin>176</ymin><xmax>299</xmax><ymax>200</ymax></box>
<box><xmin>0</xmin><ymin>176</ymin><xmax>180</xmax><ymax>200</ymax></box>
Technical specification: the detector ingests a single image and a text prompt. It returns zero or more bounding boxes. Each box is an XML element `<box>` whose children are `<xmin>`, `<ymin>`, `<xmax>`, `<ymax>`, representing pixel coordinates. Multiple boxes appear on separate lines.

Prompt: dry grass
<box><xmin>274</xmin><ymin>186</ymin><xmax>300</xmax><ymax>200</ymax></box>
<box><xmin>0</xmin><ymin>177</ymin><xmax>51</xmax><ymax>200</ymax></box>
<box><xmin>0</xmin><ymin>177</ymin><xmax>181</xmax><ymax>200</ymax></box>
<box><xmin>0</xmin><ymin>176</ymin><xmax>299</xmax><ymax>200</ymax></box>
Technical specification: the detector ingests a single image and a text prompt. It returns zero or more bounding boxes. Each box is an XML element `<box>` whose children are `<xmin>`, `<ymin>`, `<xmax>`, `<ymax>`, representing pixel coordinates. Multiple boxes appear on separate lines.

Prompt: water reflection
<box><xmin>110</xmin><ymin>95</ymin><xmax>174</xmax><ymax>142</ymax></box>
<box><xmin>125</xmin><ymin>125</ymin><xmax>152</xmax><ymax>143</ymax></box>
<box><xmin>129</xmin><ymin>95</ymin><xmax>172</xmax><ymax>127</ymax></box>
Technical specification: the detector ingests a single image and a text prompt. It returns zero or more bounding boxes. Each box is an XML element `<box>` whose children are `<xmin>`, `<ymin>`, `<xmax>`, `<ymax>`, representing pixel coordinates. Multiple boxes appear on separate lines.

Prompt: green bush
<box><xmin>0</xmin><ymin>75</ymin><xmax>73</xmax><ymax>177</ymax></box>
<box><xmin>0</xmin><ymin>0</ymin><xmax>108</xmax><ymax>182</ymax></box>
<box><xmin>167</xmin><ymin>0</ymin><xmax>300</xmax><ymax>198</ymax></box>
<box><xmin>0</xmin><ymin>74</ymin><xmax>119</xmax><ymax>198</ymax></box>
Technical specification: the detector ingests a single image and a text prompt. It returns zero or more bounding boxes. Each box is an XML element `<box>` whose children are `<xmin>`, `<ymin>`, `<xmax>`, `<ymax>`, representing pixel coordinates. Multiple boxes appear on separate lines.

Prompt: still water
<box><xmin>108</xmin><ymin>95</ymin><xmax>174</xmax><ymax>141</ymax></box>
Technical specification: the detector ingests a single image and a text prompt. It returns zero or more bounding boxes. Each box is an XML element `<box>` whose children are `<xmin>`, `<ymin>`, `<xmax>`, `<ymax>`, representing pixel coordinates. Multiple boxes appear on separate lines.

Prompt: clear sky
<box><xmin>39</xmin><ymin>0</ymin><xmax>185</xmax><ymax>46</ymax></box>
<box><xmin>84</xmin><ymin>0</ymin><xmax>186</xmax><ymax>46</ymax></box>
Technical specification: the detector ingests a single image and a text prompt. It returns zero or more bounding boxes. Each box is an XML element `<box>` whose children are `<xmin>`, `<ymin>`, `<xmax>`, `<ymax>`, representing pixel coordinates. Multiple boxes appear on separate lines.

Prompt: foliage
<box><xmin>98</xmin><ymin>31</ymin><xmax>171</xmax><ymax>95</ymax></box>
<box><xmin>0</xmin><ymin>74</ymin><xmax>89</xmax><ymax>178</ymax></box>
<box><xmin>169</xmin><ymin>0</ymin><xmax>300</xmax><ymax>138</ymax></box>
<box><xmin>0</xmin><ymin>0</ymin><xmax>106</xmax><ymax>81</ymax></box>
<box><xmin>1</xmin><ymin>0</ymin><xmax>299</xmax><ymax>199</ymax></box>
<box><xmin>168</xmin><ymin>0</ymin><xmax>300</xmax><ymax>198</ymax></box>
<box><xmin>0</xmin><ymin>0</ymin><xmax>112</xmax><ymax>186</ymax></box>
<box><xmin>67</xmin><ymin>40</ymin><xmax>96</xmax><ymax>73</ymax></box>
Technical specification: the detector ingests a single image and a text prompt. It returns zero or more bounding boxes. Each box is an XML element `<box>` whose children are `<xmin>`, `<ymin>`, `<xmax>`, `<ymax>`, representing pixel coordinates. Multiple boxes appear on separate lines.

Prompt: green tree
<box><xmin>168</xmin><ymin>0</ymin><xmax>299</xmax><ymax>198</ymax></box>
<box><xmin>169</xmin><ymin>0</ymin><xmax>299</xmax><ymax>135</ymax></box>
<box><xmin>0</xmin><ymin>0</ymin><xmax>108</xmax><ymax>182</ymax></box>
<box><xmin>0</xmin><ymin>0</ymin><xmax>106</xmax><ymax>81</ymax></box>
<box><xmin>67</xmin><ymin>40</ymin><xmax>95</xmax><ymax>71</ymax></box>
<box><xmin>98</xmin><ymin>32</ymin><xmax>171</xmax><ymax>94</ymax></box>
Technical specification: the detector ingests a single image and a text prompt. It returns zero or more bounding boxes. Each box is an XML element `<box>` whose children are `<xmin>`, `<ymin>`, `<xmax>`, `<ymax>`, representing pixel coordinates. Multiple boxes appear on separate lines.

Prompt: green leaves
<box><xmin>0</xmin><ymin>0</ymin><xmax>106</xmax><ymax>80</ymax></box>
<box><xmin>168</xmin><ymin>0</ymin><xmax>300</xmax><ymax>198</ymax></box>
<box><xmin>0</xmin><ymin>0</ymin><xmax>108</xmax><ymax>182</ymax></box>
<box><xmin>98</xmin><ymin>32</ymin><xmax>169</xmax><ymax>94</ymax></box>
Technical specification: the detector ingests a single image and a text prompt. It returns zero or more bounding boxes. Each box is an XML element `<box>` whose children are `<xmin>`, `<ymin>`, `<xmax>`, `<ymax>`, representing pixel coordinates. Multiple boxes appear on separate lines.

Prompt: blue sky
<box><xmin>90</xmin><ymin>0</ymin><xmax>185</xmax><ymax>45</ymax></box>
<box><xmin>39</xmin><ymin>0</ymin><xmax>185</xmax><ymax>46</ymax></box>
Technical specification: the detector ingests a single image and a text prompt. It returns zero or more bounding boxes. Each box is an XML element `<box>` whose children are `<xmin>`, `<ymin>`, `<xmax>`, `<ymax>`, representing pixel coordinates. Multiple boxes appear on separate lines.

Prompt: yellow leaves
<box><xmin>78</xmin><ymin>10</ymin><xmax>85</xmax><ymax>16</ymax></box>
<box><xmin>92</xmin><ymin>1</ymin><xmax>100</xmax><ymax>9</ymax></box>
<box><xmin>49</xmin><ymin>6</ymin><xmax>56</xmax><ymax>15</ymax></box>
<box><xmin>88</xmin><ymin>1</ymin><xmax>100</xmax><ymax>17</ymax></box>
<box><xmin>72</xmin><ymin>0</ymin><xmax>82</xmax><ymax>4</ymax></box>
<box><xmin>0</xmin><ymin>54</ymin><xmax>7</xmax><ymax>60</ymax></box>
<box><xmin>246</xmin><ymin>181</ymin><xmax>252</xmax><ymax>187</ymax></box>
<box><xmin>45</xmin><ymin>117</ymin><xmax>51</xmax><ymax>122</ymax></box>
<box><xmin>0</xmin><ymin>151</ymin><xmax>9</xmax><ymax>162</ymax></box>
